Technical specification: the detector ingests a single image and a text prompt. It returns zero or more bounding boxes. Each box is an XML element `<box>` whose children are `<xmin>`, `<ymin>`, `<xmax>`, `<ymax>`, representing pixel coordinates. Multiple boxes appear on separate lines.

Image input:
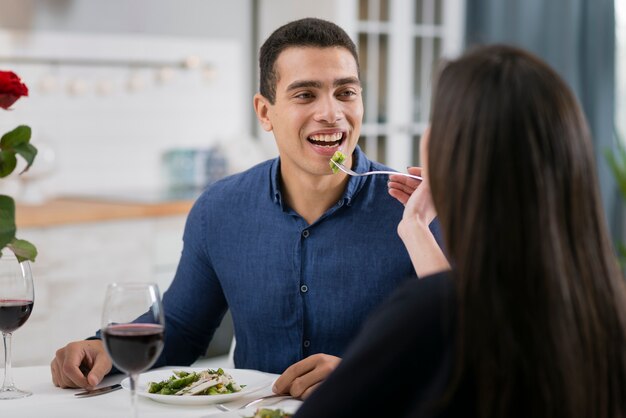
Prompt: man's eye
<box><xmin>338</xmin><ymin>90</ymin><xmax>358</xmax><ymax>98</ymax></box>
<box><xmin>295</xmin><ymin>92</ymin><xmax>314</xmax><ymax>99</ymax></box>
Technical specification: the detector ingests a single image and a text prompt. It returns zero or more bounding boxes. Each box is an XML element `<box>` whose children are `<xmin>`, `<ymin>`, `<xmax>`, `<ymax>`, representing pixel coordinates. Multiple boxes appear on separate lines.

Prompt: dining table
<box><xmin>4</xmin><ymin>358</ymin><xmax>303</xmax><ymax>418</ymax></box>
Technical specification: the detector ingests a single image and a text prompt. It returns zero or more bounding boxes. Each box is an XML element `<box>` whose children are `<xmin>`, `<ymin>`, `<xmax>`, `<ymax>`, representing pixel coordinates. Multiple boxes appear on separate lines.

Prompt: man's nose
<box><xmin>314</xmin><ymin>96</ymin><xmax>342</xmax><ymax>123</ymax></box>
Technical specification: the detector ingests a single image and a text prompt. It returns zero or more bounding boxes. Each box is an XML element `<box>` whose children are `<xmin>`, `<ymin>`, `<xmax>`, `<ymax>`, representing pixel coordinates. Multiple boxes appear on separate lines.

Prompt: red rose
<box><xmin>0</xmin><ymin>71</ymin><xmax>29</xmax><ymax>110</ymax></box>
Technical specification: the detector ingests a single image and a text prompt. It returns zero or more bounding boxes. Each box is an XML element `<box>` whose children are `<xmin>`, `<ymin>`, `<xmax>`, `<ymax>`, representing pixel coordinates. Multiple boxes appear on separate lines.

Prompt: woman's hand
<box><xmin>388</xmin><ymin>167</ymin><xmax>450</xmax><ymax>277</ymax></box>
<box><xmin>388</xmin><ymin>167</ymin><xmax>437</xmax><ymax>228</ymax></box>
<box><xmin>387</xmin><ymin>166</ymin><xmax>423</xmax><ymax>206</ymax></box>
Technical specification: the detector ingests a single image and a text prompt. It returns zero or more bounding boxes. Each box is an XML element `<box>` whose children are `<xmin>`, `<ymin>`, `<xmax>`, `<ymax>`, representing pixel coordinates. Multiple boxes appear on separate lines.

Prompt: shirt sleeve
<box><xmin>152</xmin><ymin>195</ymin><xmax>229</xmax><ymax>368</ymax></box>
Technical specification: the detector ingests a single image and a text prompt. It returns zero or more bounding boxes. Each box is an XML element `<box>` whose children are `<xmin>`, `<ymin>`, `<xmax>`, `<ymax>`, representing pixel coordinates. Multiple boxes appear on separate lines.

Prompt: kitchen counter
<box><xmin>16</xmin><ymin>195</ymin><xmax>195</xmax><ymax>228</ymax></box>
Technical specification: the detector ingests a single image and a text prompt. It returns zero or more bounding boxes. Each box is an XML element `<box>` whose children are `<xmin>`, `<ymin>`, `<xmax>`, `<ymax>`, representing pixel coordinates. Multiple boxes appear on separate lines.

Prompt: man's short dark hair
<box><xmin>259</xmin><ymin>17</ymin><xmax>360</xmax><ymax>104</ymax></box>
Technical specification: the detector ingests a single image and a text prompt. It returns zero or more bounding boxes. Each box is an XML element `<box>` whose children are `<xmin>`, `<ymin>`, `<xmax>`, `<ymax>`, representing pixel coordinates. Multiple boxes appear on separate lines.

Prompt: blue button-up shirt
<box><xmin>155</xmin><ymin>146</ymin><xmax>428</xmax><ymax>374</ymax></box>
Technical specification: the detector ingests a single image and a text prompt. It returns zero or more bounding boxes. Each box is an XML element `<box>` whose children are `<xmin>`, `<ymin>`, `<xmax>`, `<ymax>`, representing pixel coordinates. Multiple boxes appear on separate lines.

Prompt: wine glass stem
<box><xmin>130</xmin><ymin>373</ymin><xmax>139</xmax><ymax>418</ymax></box>
<box><xmin>2</xmin><ymin>332</ymin><xmax>14</xmax><ymax>389</ymax></box>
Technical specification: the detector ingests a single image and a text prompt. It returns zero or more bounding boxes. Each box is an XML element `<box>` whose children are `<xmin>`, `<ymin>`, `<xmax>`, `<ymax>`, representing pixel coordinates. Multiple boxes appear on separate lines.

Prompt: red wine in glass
<box><xmin>0</xmin><ymin>251</ymin><xmax>34</xmax><ymax>400</ymax></box>
<box><xmin>101</xmin><ymin>282</ymin><xmax>163</xmax><ymax>418</ymax></box>
<box><xmin>0</xmin><ymin>300</ymin><xmax>33</xmax><ymax>333</ymax></box>
<box><xmin>102</xmin><ymin>323</ymin><xmax>164</xmax><ymax>375</ymax></box>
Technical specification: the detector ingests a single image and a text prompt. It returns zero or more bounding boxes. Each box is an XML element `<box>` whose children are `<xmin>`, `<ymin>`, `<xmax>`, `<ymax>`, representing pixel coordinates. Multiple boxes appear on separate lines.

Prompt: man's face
<box><xmin>255</xmin><ymin>46</ymin><xmax>363</xmax><ymax>179</ymax></box>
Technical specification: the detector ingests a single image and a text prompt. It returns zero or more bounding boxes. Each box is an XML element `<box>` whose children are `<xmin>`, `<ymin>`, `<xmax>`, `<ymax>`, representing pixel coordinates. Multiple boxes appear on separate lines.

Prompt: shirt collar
<box><xmin>342</xmin><ymin>145</ymin><xmax>369</xmax><ymax>206</ymax></box>
<box><xmin>270</xmin><ymin>145</ymin><xmax>371</xmax><ymax>208</ymax></box>
<box><xmin>270</xmin><ymin>157</ymin><xmax>282</xmax><ymax>206</ymax></box>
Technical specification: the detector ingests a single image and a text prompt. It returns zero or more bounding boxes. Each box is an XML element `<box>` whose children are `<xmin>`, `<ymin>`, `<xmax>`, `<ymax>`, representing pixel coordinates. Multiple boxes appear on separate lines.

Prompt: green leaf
<box><xmin>0</xmin><ymin>125</ymin><xmax>31</xmax><ymax>149</ymax></box>
<box><xmin>0</xmin><ymin>125</ymin><xmax>37</xmax><ymax>176</ymax></box>
<box><xmin>7</xmin><ymin>238</ymin><xmax>37</xmax><ymax>263</ymax></box>
<box><xmin>13</xmin><ymin>142</ymin><xmax>37</xmax><ymax>173</ymax></box>
<box><xmin>0</xmin><ymin>150</ymin><xmax>17</xmax><ymax>178</ymax></box>
<box><xmin>0</xmin><ymin>195</ymin><xmax>16</xmax><ymax>250</ymax></box>
<box><xmin>0</xmin><ymin>125</ymin><xmax>38</xmax><ymax>262</ymax></box>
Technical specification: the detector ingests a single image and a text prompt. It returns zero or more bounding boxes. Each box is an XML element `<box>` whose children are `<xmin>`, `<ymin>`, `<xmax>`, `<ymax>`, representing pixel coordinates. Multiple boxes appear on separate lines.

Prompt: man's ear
<box><xmin>253</xmin><ymin>93</ymin><xmax>273</xmax><ymax>132</ymax></box>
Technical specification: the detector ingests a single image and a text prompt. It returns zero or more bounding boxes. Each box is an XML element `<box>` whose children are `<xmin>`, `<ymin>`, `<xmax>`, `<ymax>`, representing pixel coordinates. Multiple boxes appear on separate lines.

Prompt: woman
<box><xmin>293</xmin><ymin>45</ymin><xmax>626</xmax><ymax>417</ymax></box>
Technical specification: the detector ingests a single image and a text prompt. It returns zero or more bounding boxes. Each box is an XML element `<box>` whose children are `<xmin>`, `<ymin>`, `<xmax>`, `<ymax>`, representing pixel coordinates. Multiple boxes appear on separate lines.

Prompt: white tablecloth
<box><xmin>3</xmin><ymin>359</ymin><xmax>302</xmax><ymax>418</ymax></box>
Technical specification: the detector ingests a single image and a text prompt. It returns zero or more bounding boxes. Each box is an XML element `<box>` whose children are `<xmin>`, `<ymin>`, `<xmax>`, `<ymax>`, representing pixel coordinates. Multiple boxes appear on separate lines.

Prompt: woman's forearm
<box><xmin>398</xmin><ymin>218</ymin><xmax>450</xmax><ymax>278</ymax></box>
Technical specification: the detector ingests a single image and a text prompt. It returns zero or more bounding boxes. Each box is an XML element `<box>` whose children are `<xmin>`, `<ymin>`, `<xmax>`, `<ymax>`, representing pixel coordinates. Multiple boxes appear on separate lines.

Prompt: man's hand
<box><xmin>50</xmin><ymin>340</ymin><xmax>112</xmax><ymax>389</ymax></box>
<box><xmin>272</xmin><ymin>354</ymin><xmax>341</xmax><ymax>399</ymax></box>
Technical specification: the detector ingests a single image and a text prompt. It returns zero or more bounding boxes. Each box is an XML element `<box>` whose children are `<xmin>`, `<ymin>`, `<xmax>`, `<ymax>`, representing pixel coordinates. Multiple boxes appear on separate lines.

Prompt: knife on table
<box><xmin>74</xmin><ymin>383</ymin><xmax>122</xmax><ymax>398</ymax></box>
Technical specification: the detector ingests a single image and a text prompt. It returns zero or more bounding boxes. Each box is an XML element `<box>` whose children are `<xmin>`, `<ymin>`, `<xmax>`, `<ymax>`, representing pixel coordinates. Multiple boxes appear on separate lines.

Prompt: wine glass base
<box><xmin>0</xmin><ymin>386</ymin><xmax>32</xmax><ymax>400</ymax></box>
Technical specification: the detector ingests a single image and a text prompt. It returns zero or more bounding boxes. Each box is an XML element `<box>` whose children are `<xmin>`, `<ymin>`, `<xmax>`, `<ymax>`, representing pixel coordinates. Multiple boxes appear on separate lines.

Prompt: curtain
<box><xmin>465</xmin><ymin>0</ymin><xmax>620</xmax><ymax>240</ymax></box>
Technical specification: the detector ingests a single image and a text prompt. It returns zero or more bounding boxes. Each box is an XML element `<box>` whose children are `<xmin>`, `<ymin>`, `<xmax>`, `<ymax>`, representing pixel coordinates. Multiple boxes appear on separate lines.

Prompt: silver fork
<box><xmin>331</xmin><ymin>160</ymin><xmax>422</xmax><ymax>181</ymax></box>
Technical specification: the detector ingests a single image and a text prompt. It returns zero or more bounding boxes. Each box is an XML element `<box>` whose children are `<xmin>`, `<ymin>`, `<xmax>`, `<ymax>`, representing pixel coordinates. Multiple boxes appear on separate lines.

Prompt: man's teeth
<box><xmin>308</xmin><ymin>133</ymin><xmax>343</xmax><ymax>147</ymax></box>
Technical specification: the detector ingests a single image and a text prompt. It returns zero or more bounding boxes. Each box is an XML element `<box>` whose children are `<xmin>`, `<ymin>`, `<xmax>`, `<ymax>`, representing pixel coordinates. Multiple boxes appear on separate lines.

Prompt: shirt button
<box><xmin>300</xmin><ymin>284</ymin><xmax>308</xmax><ymax>293</ymax></box>
<box><xmin>303</xmin><ymin>340</ymin><xmax>311</xmax><ymax>348</ymax></box>
<box><xmin>302</xmin><ymin>230</ymin><xmax>310</xmax><ymax>238</ymax></box>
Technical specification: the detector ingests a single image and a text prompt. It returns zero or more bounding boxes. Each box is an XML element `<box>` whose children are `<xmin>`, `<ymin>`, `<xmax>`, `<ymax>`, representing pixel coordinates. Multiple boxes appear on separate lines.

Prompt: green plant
<box><xmin>0</xmin><ymin>70</ymin><xmax>37</xmax><ymax>262</ymax></box>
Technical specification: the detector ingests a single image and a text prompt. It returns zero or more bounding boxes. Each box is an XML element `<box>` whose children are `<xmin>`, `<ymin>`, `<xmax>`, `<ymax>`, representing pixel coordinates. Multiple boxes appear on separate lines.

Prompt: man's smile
<box><xmin>307</xmin><ymin>132</ymin><xmax>345</xmax><ymax>148</ymax></box>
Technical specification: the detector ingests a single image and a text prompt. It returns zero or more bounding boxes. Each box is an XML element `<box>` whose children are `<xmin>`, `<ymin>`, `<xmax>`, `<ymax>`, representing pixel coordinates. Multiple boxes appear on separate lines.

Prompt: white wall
<box><xmin>1</xmin><ymin>30</ymin><xmax>252</xmax><ymax>197</ymax></box>
<box><xmin>0</xmin><ymin>0</ymin><xmax>249</xmax><ymax>39</ymax></box>
<box><xmin>257</xmin><ymin>0</ymin><xmax>357</xmax><ymax>44</ymax></box>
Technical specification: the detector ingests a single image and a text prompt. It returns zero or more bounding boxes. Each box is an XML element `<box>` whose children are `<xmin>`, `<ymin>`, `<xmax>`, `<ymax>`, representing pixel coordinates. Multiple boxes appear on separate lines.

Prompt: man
<box><xmin>50</xmin><ymin>17</ymin><xmax>437</xmax><ymax>399</ymax></box>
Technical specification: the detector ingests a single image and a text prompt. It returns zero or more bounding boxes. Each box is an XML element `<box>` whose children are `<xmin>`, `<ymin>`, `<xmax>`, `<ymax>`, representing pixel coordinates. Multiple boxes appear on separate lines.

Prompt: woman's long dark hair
<box><xmin>428</xmin><ymin>45</ymin><xmax>626</xmax><ymax>417</ymax></box>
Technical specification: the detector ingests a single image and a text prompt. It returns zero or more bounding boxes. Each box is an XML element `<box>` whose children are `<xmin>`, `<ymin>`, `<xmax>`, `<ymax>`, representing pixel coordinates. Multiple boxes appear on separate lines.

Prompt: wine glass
<box><xmin>0</xmin><ymin>250</ymin><xmax>34</xmax><ymax>400</ymax></box>
<box><xmin>101</xmin><ymin>283</ymin><xmax>164</xmax><ymax>418</ymax></box>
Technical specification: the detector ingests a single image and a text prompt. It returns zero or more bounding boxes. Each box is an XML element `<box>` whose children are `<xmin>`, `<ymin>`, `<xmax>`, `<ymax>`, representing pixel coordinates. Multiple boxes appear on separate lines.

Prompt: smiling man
<box><xmin>254</xmin><ymin>41</ymin><xmax>363</xmax><ymax>225</ymax></box>
<box><xmin>51</xmin><ymin>18</ymin><xmax>437</xmax><ymax>400</ymax></box>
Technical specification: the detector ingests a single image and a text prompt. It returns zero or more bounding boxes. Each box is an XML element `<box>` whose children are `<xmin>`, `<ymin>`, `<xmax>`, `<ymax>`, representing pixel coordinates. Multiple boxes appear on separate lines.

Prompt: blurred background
<box><xmin>0</xmin><ymin>0</ymin><xmax>622</xmax><ymax>365</ymax></box>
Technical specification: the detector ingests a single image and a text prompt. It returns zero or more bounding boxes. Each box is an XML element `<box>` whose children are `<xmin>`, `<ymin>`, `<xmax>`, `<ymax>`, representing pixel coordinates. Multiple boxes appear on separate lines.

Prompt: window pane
<box><xmin>432</xmin><ymin>36</ymin><xmax>442</xmax><ymax>78</ymax></box>
<box><xmin>413</xmin><ymin>37</ymin><xmax>423</xmax><ymax>121</ymax></box>
<box><xmin>358</xmin><ymin>135</ymin><xmax>387</xmax><ymax>162</ymax></box>
<box><xmin>359</xmin><ymin>0</ymin><xmax>369</xmax><ymax>20</ymax></box>
<box><xmin>380</xmin><ymin>0</ymin><xmax>390</xmax><ymax>21</ymax></box>
<box><xmin>360</xmin><ymin>0</ymin><xmax>389</xmax><ymax>22</ymax></box>
<box><xmin>415</xmin><ymin>0</ymin><xmax>438</xmax><ymax>25</ymax></box>
<box><xmin>359</xmin><ymin>135</ymin><xmax>376</xmax><ymax>159</ymax></box>
<box><xmin>413</xmin><ymin>36</ymin><xmax>441</xmax><ymax>123</ymax></box>
<box><xmin>358</xmin><ymin>33</ymin><xmax>371</xmax><ymax>123</ymax></box>
<box><xmin>377</xmin><ymin>135</ymin><xmax>387</xmax><ymax>162</ymax></box>
<box><xmin>412</xmin><ymin>134</ymin><xmax>422</xmax><ymax>166</ymax></box>
<box><xmin>378</xmin><ymin>34</ymin><xmax>389</xmax><ymax>123</ymax></box>
<box><xmin>416</xmin><ymin>0</ymin><xmax>443</xmax><ymax>25</ymax></box>
<box><xmin>359</xmin><ymin>135</ymin><xmax>367</xmax><ymax>155</ymax></box>
<box><xmin>358</xmin><ymin>33</ymin><xmax>369</xmax><ymax>68</ymax></box>
<box><xmin>415</xmin><ymin>0</ymin><xmax>423</xmax><ymax>23</ymax></box>
<box><xmin>434</xmin><ymin>0</ymin><xmax>443</xmax><ymax>25</ymax></box>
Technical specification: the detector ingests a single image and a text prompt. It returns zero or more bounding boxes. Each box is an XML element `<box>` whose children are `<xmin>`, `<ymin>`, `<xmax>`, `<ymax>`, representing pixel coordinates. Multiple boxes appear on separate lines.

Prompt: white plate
<box><xmin>203</xmin><ymin>406</ymin><xmax>299</xmax><ymax>417</ymax></box>
<box><xmin>121</xmin><ymin>368</ymin><xmax>273</xmax><ymax>406</ymax></box>
<box><xmin>202</xmin><ymin>408</ymin><xmax>262</xmax><ymax>418</ymax></box>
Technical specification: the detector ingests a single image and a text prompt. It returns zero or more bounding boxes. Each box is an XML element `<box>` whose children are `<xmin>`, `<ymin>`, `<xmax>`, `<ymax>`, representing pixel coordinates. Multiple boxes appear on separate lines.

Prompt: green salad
<box><xmin>329</xmin><ymin>150</ymin><xmax>346</xmax><ymax>173</ymax></box>
<box><xmin>250</xmin><ymin>409</ymin><xmax>294</xmax><ymax>418</ymax></box>
<box><xmin>147</xmin><ymin>368</ymin><xmax>243</xmax><ymax>396</ymax></box>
